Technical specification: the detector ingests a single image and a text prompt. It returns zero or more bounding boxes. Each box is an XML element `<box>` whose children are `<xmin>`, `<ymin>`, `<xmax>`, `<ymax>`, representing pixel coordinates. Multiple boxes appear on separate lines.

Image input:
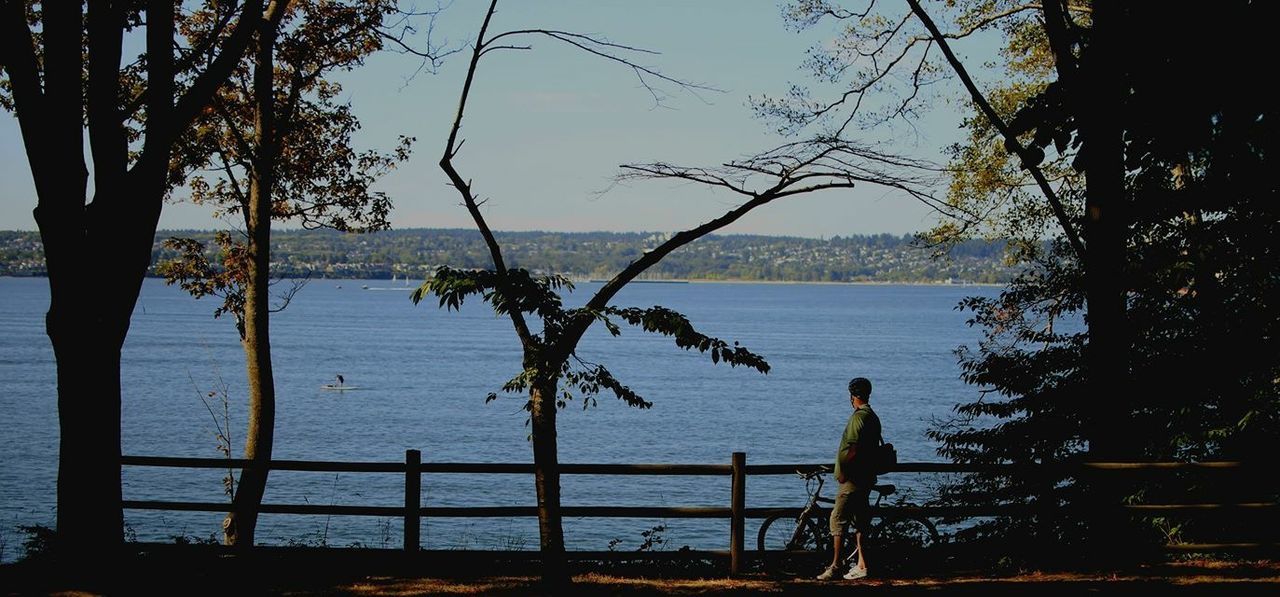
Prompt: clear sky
<box><xmin>0</xmin><ymin>1</ymin><xmax>979</xmax><ymax>238</ymax></box>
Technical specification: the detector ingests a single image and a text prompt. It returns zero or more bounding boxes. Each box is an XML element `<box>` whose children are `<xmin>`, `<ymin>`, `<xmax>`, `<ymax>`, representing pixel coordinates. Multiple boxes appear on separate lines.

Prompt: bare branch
<box><xmin>559</xmin><ymin>135</ymin><xmax>954</xmax><ymax>358</ymax></box>
<box><xmin>484</xmin><ymin>28</ymin><xmax>722</xmax><ymax>106</ymax></box>
<box><xmin>438</xmin><ymin>0</ymin><xmax>537</xmax><ymax>351</ymax></box>
<box><xmin>477</xmin><ymin>44</ymin><xmax>532</xmax><ymax>56</ymax></box>
<box><xmin>269</xmin><ymin>273</ymin><xmax>309</xmax><ymax>313</ymax></box>
<box><xmin>947</xmin><ymin>4</ymin><xmax>1041</xmax><ymax>40</ymax></box>
<box><xmin>212</xmin><ymin>144</ymin><xmax>249</xmax><ymax>209</ymax></box>
<box><xmin>438</xmin><ymin>1</ymin><xmax>727</xmax><ymax>353</ymax></box>
<box><xmin>784</xmin><ymin>13</ymin><xmax>927</xmax><ymax>133</ymax></box>
<box><xmin>765</xmin><ymin>1</ymin><xmax>1087</xmax><ymax>136</ymax></box>
<box><xmin>616</xmin><ymin>164</ymin><xmax>756</xmax><ymax>197</ymax></box>
<box><xmin>380</xmin><ymin>1</ymin><xmax>464</xmax><ymax>78</ymax></box>
<box><xmin>211</xmin><ymin>97</ymin><xmax>257</xmax><ymax>165</ymax></box>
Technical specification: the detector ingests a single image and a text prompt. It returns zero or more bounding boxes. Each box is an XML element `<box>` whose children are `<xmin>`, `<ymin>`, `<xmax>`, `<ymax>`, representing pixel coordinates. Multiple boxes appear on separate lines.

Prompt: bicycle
<box><xmin>756</xmin><ymin>466</ymin><xmax>940</xmax><ymax>574</ymax></box>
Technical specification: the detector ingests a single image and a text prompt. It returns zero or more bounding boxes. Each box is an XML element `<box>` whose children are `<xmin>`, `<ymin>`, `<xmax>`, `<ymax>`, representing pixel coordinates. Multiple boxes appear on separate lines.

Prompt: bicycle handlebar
<box><xmin>796</xmin><ymin>467</ymin><xmax>898</xmax><ymax>502</ymax></box>
<box><xmin>796</xmin><ymin>465</ymin><xmax>832</xmax><ymax>481</ymax></box>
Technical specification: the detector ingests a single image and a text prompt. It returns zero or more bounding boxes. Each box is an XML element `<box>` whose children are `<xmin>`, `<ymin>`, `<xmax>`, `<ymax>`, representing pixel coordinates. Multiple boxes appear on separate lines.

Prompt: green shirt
<box><xmin>833</xmin><ymin>404</ymin><xmax>881</xmax><ymax>482</ymax></box>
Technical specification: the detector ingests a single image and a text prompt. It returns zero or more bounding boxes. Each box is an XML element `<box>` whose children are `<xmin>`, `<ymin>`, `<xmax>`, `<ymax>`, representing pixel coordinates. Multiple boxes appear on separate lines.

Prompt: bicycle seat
<box><xmin>873</xmin><ymin>483</ymin><xmax>896</xmax><ymax>496</ymax></box>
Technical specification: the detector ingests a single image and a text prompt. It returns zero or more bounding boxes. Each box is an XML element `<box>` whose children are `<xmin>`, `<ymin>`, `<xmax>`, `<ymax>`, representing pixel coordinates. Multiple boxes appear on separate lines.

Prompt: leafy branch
<box><xmin>413</xmin><ymin>265</ymin><xmax>768</xmax><ymax>411</ymax></box>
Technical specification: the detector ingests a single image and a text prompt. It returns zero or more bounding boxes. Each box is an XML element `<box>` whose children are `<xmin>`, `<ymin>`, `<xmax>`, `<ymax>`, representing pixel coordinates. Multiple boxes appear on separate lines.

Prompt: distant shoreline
<box><xmin>2</xmin><ymin>228</ymin><xmax>1017</xmax><ymax>285</ymax></box>
<box><xmin>1</xmin><ymin>274</ymin><xmax>1004</xmax><ymax>288</ymax></box>
<box><xmin>581</xmin><ymin>278</ymin><xmax>1002</xmax><ymax>287</ymax></box>
<box><xmin>689</xmin><ymin>278</ymin><xmax>998</xmax><ymax>287</ymax></box>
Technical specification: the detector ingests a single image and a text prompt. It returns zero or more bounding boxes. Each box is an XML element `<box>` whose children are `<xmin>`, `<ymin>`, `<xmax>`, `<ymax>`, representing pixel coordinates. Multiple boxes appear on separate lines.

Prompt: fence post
<box><xmin>731</xmin><ymin>451</ymin><xmax>746</xmax><ymax>575</ymax></box>
<box><xmin>405</xmin><ymin>449</ymin><xmax>421</xmax><ymax>552</ymax></box>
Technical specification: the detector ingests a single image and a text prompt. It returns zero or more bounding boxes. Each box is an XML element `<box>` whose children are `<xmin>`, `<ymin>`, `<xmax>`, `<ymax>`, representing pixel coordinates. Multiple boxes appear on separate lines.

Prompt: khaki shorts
<box><xmin>829</xmin><ymin>480</ymin><xmax>872</xmax><ymax>536</ymax></box>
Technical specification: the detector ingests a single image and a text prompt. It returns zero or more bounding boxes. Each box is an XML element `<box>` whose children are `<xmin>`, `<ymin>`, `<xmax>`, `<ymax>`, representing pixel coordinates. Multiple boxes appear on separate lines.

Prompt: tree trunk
<box><xmin>529</xmin><ymin>382</ymin><xmax>568</xmax><ymax>586</ymax></box>
<box><xmin>224</xmin><ymin>212</ymin><xmax>276</xmax><ymax>547</ymax></box>
<box><xmin>40</xmin><ymin>185</ymin><xmax>161</xmax><ymax>561</ymax></box>
<box><xmin>1079</xmin><ymin>1</ymin><xmax>1130</xmax><ymax>463</ymax></box>
<box><xmin>224</xmin><ymin>19</ymin><xmax>278</xmax><ymax>548</ymax></box>
<box><xmin>5</xmin><ymin>0</ymin><xmax>272</xmax><ymax>559</ymax></box>
<box><xmin>46</xmin><ymin>312</ymin><xmax>125</xmax><ymax>558</ymax></box>
<box><xmin>9</xmin><ymin>0</ymin><xmax>124</xmax><ymax>558</ymax></box>
<box><xmin>1078</xmin><ymin>1</ymin><xmax>1138</xmax><ymax>563</ymax></box>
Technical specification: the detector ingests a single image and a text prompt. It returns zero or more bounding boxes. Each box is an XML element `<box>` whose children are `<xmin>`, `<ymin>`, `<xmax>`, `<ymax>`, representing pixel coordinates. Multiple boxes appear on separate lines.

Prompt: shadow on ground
<box><xmin>2</xmin><ymin>545</ymin><xmax>1277</xmax><ymax>596</ymax></box>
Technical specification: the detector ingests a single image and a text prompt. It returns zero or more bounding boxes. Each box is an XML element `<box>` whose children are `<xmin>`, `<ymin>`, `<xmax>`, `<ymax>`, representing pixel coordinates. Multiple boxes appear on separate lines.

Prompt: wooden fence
<box><xmin>121</xmin><ymin>452</ymin><xmax>1276</xmax><ymax>574</ymax></box>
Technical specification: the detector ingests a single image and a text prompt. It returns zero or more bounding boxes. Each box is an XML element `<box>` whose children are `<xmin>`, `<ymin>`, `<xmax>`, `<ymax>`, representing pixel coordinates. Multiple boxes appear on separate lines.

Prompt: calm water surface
<box><xmin>0</xmin><ymin>276</ymin><xmax>998</xmax><ymax>559</ymax></box>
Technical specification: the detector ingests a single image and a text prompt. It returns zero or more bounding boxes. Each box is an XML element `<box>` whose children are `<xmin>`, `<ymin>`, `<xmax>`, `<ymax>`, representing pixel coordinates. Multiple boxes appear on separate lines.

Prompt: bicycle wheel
<box><xmin>860</xmin><ymin>509</ymin><xmax>942</xmax><ymax>571</ymax></box>
<box><xmin>757</xmin><ymin>514</ymin><xmax>828</xmax><ymax>575</ymax></box>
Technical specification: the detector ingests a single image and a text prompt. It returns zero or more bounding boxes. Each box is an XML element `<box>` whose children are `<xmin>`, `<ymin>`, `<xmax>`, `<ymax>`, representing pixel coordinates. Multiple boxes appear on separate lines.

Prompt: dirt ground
<box><xmin>318</xmin><ymin>562</ymin><xmax>1280</xmax><ymax>597</ymax></box>
<box><xmin>4</xmin><ymin>557</ymin><xmax>1279</xmax><ymax>596</ymax></box>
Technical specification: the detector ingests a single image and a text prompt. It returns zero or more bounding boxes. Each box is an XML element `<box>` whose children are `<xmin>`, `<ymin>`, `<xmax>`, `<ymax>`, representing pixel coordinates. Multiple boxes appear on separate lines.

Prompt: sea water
<box><xmin>0</xmin><ymin>276</ymin><xmax>1001</xmax><ymax>559</ymax></box>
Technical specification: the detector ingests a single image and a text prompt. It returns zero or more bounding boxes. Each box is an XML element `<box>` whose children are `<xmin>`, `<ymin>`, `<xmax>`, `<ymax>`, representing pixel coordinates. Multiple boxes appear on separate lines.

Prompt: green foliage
<box><xmin>597</xmin><ymin>524</ymin><xmax>715</xmax><ymax>577</ymax></box>
<box><xmin>926</xmin><ymin>240</ymin><xmax>1093</xmax><ymax>554</ymax></box>
<box><xmin>601</xmin><ymin>306</ymin><xmax>770</xmax><ymax>373</ymax></box>
<box><xmin>561</xmin><ymin>363</ymin><xmax>649</xmax><ymax>410</ymax></box>
<box><xmin>924</xmin><ymin>1</ymin><xmax>1280</xmax><ymax>563</ymax></box>
<box><xmin>412</xmin><ymin>266</ymin><xmax>572</xmax><ymax>320</ymax></box>
<box><xmin>772</xmin><ymin>0</ymin><xmax>1279</xmax><ymax>563</ymax></box>
<box><xmin>157</xmin><ymin>0</ymin><xmax>413</xmax><ymax>338</ymax></box>
<box><xmin>606</xmin><ymin>524</ymin><xmax>671</xmax><ymax>552</ymax></box>
<box><xmin>169</xmin><ymin>531</ymin><xmax>221</xmax><ymax>545</ymax></box>
<box><xmin>412</xmin><ymin>265</ymin><xmax>769</xmax><ymax>411</ymax></box>
<box><xmin>173</xmin><ymin>0</ymin><xmax>413</xmax><ymax>232</ymax></box>
<box><xmin>156</xmin><ymin>233</ymin><xmax>249</xmax><ymax>336</ymax></box>
<box><xmin>15</xmin><ymin>525</ymin><xmax>56</xmax><ymax>562</ymax></box>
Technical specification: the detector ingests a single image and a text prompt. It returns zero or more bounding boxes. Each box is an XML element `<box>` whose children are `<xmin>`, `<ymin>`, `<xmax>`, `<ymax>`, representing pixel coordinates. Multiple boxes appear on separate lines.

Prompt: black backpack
<box><xmin>874</xmin><ymin>437</ymin><xmax>897</xmax><ymax>475</ymax></box>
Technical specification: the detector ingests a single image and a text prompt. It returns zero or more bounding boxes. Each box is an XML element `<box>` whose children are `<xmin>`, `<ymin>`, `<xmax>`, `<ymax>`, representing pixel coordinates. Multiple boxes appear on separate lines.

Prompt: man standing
<box><xmin>817</xmin><ymin>377</ymin><xmax>882</xmax><ymax>580</ymax></box>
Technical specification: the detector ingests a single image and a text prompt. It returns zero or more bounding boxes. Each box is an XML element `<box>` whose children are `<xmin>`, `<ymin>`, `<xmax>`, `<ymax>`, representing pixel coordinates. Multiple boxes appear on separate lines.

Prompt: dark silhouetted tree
<box><xmin>0</xmin><ymin>0</ymin><xmax>287</xmax><ymax>557</ymax></box>
<box><xmin>768</xmin><ymin>0</ymin><xmax>1278</xmax><ymax>565</ymax></box>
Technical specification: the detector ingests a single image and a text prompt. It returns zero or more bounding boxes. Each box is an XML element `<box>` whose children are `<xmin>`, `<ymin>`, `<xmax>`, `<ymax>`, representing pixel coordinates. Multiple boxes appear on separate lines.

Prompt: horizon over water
<box><xmin>0</xmin><ymin>276</ymin><xmax>1001</xmax><ymax>560</ymax></box>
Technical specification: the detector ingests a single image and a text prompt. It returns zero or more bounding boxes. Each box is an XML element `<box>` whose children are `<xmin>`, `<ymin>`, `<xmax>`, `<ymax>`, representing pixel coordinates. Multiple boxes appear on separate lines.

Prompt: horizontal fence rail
<box><xmin>120</xmin><ymin>453</ymin><xmax>1274</xmax><ymax>574</ymax></box>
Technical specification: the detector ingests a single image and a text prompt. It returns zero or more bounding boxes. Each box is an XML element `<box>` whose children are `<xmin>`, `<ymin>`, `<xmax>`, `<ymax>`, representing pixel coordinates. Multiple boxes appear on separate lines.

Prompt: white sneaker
<box><xmin>843</xmin><ymin>565</ymin><xmax>869</xmax><ymax>580</ymax></box>
<box><xmin>815</xmin><ymin>565</ymin><xmax>842</xmax><ymax>580</ymax></box>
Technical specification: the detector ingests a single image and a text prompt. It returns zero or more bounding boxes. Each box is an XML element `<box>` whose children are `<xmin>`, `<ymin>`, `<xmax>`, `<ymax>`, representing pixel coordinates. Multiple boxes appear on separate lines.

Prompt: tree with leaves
<box><xmin>0</xmin><ymin>0</ymin><xmax>287</xmax><ymax>558</ymax></box>
<box><xmin>156</xmin><ymin>0</ymin><xmax>434</xmax><ymax>547</ymax></box>
<box><xmin>771</xmin><ymin>0</ymin><xmax>1279</xmax><ymax>564</ymax></box>
<box><xmin>417</xmin><ymin>1</ymin><xmax>945</xmax><ymax>584</ymax></box>
<box><xmin>933</xmin><ymin>0</ymin><xmax>1277</xmax><ymax>559</ymax></box>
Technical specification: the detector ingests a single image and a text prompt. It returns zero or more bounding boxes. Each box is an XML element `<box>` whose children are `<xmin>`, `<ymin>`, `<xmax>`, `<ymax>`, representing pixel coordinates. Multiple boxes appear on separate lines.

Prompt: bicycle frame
<box><xmin>784</xmin><ymin>469</ymin><xmax>893</xmax><ymax>551</ymax></box>
<box><xmin>786</xmin><ymin>469</ymin><xmax>834</xmax><ymax>550</ymax></box>
<box><xmin>758</xmin><ymin>468</ymin><xmax>941</xmax><ymax>574</ymax></box>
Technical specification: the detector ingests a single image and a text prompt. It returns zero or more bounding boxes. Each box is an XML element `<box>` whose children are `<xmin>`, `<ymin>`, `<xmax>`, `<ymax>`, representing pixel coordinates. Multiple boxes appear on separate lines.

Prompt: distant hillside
<box><xmin>0</xmin><ymin>228</ymin><xmax>1014</xmax><ymax>284</ymax></box>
